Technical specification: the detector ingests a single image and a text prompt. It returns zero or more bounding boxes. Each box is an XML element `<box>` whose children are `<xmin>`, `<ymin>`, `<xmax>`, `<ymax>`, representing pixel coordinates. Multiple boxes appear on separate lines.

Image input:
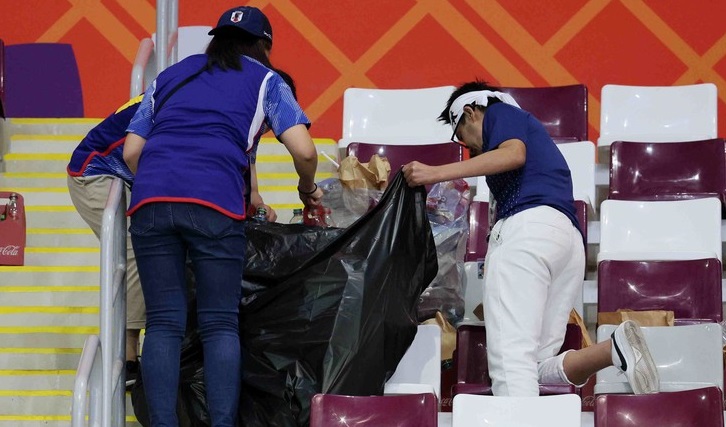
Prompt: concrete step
<box><xmin>9</xmin><ymin>135</ymin><xmax>83</xmax><ymax>154</ymax></box>
<box><xmin>23</xmin><ymin>247</ymin><xmax>99</xmax><ymax>267</ymax></box>
<box><xmin>0</xmin><ymin>350</ymin><xmax>82</xmax><ymax>370</ymax></box>
<box><xmin>2</xmin><ymin>154</ymin><xmax>68</xmax><ymax>173</ymax></box>
<box><xmin>0</xmin><ymin>172</ymin><xmax>67</xmax><ymax>188</ymax></box>
<box><xmin>0</xmin><ymin>331</ymin><xmax>94</xmax><ymax>349</ymax></box>
<box><xmin>1</xmin><ymin>118</ymin><xmax>101</xmax><ymax>137</ymax></box>
<box><xmin>0</xmin><ymin>186</ymin><xmax>72</xmax><ymax>205</ymax></box>
<box><xmin>0</xmin><ymin>290</ymin><xmax>98</xmax><ymax>307</ymax></box>
<box><xmin>25</xmin><ymin>207</ymin><xmax>89</xmax><ymax>229</ymax></box>
<box><xmin>0</xmin><ymin>265</ymin><xmax>99</xmax><ymax>285</ymax></box>
<box><xmin>0</xmin><ymin>307</ymin><xmax>97</xmax><ymax>328</ymax></box>
<box><xmin>0</xmin><ymin>388</ymin><xmax>141</xmax><ymax>425</ymax></box>
<box><xmin>26</xmin><ymin>228</ymin><xmax>98</xmax><ymax>247</ymax></box>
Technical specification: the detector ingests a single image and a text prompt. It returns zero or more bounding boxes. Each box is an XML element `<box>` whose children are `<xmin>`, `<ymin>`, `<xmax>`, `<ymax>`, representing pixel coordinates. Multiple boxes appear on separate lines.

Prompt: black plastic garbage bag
<box><xmin>240</xmin><ymin>171</ymin><xmax>438</xmax><ymax>426</ymax></box>
<box><xmin>131</xmin><ymin>171</ymin><xmax>438</xmax><ymax>427</ymax></box>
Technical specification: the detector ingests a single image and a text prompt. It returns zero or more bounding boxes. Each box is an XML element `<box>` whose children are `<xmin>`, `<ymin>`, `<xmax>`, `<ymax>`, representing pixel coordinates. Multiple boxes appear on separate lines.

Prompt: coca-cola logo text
<box><xmin>0</xmin><ymin>245</ymin><xmax>20</xmax><ymax>256</ymax></box>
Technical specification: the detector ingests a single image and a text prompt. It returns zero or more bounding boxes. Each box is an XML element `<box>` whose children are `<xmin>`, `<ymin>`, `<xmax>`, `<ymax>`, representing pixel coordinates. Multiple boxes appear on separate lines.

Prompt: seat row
<box><xmin>309</xmin><ymin>387</ymin><xmax>725</xmax><ymax>426</ymax></box>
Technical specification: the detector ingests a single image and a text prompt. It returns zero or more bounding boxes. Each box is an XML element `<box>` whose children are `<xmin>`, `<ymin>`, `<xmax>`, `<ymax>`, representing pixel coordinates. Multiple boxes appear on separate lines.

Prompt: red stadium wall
<box><xmin>1</xmin><ymin>0</ymin><xmax>725</xmax><ymax>141</ymax></box>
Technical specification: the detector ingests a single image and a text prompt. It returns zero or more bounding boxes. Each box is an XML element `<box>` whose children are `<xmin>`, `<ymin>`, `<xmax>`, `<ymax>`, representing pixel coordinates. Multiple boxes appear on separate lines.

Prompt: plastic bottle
<box><xmin>7</xmin><ymin>194</ymin><xmax>18</xmax><ymax>220</ymax></box>
<box><xmin>322</xmin><ymin>207</ymin><xmax>336</xmax><ymax>228</ymax></box>
<box><xmin>289</xmin><ymin>208</ymin><xmax>304</xmax><ymax>224</ymax></box>
<box><xmin>252</xmin><ymin>206</ymin><xmax>267</xmax><ymax>222</ymax></box>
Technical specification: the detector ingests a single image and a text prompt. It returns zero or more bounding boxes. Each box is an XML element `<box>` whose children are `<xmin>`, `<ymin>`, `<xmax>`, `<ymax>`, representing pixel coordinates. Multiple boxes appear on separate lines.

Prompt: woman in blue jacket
<box><xmin>123</xmin><ymin>6</ymin><xmax>323</xmax><ymax>426</ymax></box>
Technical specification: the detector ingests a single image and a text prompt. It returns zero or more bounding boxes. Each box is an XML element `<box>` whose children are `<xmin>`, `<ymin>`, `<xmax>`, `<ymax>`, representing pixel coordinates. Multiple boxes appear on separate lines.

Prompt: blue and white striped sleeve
<box><xmin>126</xmin><ymin>80</ymin><xmax>157</xmax><ymax>138</ymax></box>
<box><xmin>263</xmin><ymin>72</ymin><xmax>310</xmax><ymax>138</ymax></box>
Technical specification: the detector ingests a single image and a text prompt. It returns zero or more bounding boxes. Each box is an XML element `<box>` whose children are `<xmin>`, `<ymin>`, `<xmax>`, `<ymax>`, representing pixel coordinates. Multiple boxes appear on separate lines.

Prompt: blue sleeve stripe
<box><xmin>247</xmin><ymin>72</ymin><xmax>272</xmax><ymax>151</ymax></box>
<box><xmin>126</xmin><ymin>80</ymin><xmax>157</xmax><ymax>138</ymax></box>
<box><xmin>264</xmin><ymin>72</ymin><xmax>310</xmax><ymax>138</ymax></box>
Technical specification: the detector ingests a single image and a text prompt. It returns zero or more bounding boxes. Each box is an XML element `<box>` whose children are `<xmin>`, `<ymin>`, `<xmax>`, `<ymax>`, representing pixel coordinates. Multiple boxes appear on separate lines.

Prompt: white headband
<box><xmin>449</xmin><ymin>90</ymin><xmax>521</xmax><ymax>132</ymax></box>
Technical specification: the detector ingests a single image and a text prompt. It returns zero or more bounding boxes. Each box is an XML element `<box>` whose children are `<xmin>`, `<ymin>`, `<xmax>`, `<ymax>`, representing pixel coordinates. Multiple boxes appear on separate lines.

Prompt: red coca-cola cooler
<box><xmin>0</xmin><ymin>192</ymin><xmax>26</xmax><ymax>266</ymax></box>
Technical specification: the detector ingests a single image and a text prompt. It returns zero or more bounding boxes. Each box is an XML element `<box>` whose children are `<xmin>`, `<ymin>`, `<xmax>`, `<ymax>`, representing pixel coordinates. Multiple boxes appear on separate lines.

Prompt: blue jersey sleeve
<box><xmin>126</xmin><ymin>80</ymin><xmax>157</xmax><ymax>138</ymax></box>
<box><xmin>484</xmin><ymin>104</ymin><xmax>529</xmax><ymax>152</ymax></box>
<box><xmin>263</xmin><ymin>72</ymin><xmax>310</xmax><ymax>137</ymax></box>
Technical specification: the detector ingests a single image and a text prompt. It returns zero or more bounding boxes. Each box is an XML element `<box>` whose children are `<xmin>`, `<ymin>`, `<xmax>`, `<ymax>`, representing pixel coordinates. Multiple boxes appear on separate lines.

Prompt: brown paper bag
<box><xmin>422</xmin><ymin>311</ymin><xmax>456</xmax><ymax>361</ymax></box>
<box><xmin>597</xmin><ymin>309</ymin><xmax>675</xmax><ymax>327</ymax></box>
<box><xmin>338</xmin><ymin>154</ymin><xmax>391</xmax><ymax>191</ymax></box>
<box><xmin>568</xmin><ymin>309</ymin><xmax>593</xmax><ymax>347</ymax></box>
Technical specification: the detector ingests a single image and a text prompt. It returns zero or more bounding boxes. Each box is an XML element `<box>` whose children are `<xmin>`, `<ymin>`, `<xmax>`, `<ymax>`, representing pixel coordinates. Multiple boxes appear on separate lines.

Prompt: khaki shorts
<box><xmin>68</xmin><ymin>174</ymin><xmax>146</xmax><ymax>329</ymax></box>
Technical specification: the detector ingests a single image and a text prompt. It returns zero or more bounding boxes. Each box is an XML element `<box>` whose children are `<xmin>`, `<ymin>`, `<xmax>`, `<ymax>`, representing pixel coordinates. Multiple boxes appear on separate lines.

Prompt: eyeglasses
<box><xmin>450</xmin><ymin>106</ymin><xmax>469</xmax><ymax>148</ymax></box>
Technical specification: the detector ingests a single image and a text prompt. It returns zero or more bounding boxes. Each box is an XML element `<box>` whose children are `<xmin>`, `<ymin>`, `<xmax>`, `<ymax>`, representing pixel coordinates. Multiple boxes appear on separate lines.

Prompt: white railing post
<box><xmin>71</xmin><ymin>178</ymin><xmax>127</xmax><ymax>427</ymax></box>
<box><xmin>100</xmin><ymin>178</ymin><xmax>127</xmax><ymax>427</ymax></box>
<box><xmin>156</xmin><ymin>0</ymin><xmax>169</xmax><ymax>75</ymax></box>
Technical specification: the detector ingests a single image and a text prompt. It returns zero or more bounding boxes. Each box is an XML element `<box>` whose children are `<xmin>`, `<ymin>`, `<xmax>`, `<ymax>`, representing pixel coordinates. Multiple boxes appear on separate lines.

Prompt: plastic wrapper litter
<box><xmin>417</xmin><ymin>179</ymin><xmax>471</xmax><ymax>324</ymax></box>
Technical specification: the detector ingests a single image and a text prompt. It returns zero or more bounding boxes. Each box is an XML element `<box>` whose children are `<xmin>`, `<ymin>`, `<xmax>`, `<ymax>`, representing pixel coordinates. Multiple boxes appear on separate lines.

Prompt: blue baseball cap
<box><xmin>208</xmin><ymin>6</ymin><xmax>273</xmax><ymax>43</ymax></box>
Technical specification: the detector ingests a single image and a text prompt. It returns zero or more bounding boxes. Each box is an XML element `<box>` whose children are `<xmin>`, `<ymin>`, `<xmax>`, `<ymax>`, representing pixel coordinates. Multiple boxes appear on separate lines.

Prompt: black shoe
<box><xmin>125</xmin><ymin>360</ymin><xmax>140</xmax><ymax>390</ymax></box>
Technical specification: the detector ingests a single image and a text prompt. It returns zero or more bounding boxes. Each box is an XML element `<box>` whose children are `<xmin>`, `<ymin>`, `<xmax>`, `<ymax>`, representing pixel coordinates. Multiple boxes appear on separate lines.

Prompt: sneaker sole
<box><xmin>622</xmin><ymin>321</ymin><xmax>659</xmax><ymax>394</ymax></box>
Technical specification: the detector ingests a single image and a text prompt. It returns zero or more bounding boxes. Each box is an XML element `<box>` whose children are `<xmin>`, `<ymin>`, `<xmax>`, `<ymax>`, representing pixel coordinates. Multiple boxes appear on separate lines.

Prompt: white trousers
<box><xmin>483</xmin><ymin>205</ymin><xmax>585</xmax><ymax>396</ymax></box>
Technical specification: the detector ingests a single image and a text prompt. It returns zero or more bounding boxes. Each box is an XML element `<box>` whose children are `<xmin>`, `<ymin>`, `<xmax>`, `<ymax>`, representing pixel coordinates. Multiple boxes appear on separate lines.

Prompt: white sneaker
<box><xmin>611</xmin><ymin>320</ymin><xmax>660</xmax><ymax>394</ymax></box>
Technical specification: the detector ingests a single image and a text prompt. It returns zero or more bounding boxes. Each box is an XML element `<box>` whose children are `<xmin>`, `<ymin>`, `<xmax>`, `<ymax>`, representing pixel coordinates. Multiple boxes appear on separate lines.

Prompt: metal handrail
<box><xmin>130</xmin><ymin>0</ymin><xmax>179</xmax><ymax>98</ymax></box>
<box><xmin>70</xmin><ymin>178</ymin><xmax>127</xmax><ymax>427</ymax></box>
<box><xmin>130</xmin><ymin>38</ymin><xmax>154</xmax><ymax>97</ymax></box>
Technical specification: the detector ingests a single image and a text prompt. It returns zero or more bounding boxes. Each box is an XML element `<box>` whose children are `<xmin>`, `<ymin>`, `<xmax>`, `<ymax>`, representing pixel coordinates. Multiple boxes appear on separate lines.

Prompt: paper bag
<box><xmin>339</xmin><ymin>154</ymin><xmax>391</xmax><ymax>191</ymax></box>
<box><xmin>421</xmin><ymin>311</ymin><xmax>456</xmax><ymax>361</ymax></box>
<box><xmin>597</xmin><ymin>309</ymin><xmax>674</xmax><ymax>327</ymax></box>
<box><xmin>568</xmin><ymin>309</ymin><xmax>592</xmax><ymax>347</ymax></box>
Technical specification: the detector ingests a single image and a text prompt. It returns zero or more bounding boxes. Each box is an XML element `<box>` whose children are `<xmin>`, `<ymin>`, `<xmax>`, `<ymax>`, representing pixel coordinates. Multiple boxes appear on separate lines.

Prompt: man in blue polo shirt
<box><xmin>402</xmin><ymin>80</ymin><xmax>659</xmax><ymax>397</ymax></box>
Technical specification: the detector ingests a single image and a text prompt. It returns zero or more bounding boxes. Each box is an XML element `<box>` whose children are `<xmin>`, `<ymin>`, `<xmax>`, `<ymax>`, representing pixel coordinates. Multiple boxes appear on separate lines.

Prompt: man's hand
<box><xmin>402</xmin><ymin>161</ymin><xmax>439</xmax><ymax>187</ymax></box>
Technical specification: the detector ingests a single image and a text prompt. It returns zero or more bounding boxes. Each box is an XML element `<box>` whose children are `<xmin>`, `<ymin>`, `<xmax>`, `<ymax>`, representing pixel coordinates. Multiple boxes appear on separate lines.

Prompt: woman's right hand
<box><xmin>299</xmin><ymin>185</ymin><xmax>323</xmax><ymax>208</ymax></box>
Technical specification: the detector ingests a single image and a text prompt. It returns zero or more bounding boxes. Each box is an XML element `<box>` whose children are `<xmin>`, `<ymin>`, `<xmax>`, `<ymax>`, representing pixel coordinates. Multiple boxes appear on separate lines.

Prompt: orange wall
<box><xmin>1</xmin><ymin>0</ymin><xmax>725</xmax><ymax>141</ymax></box>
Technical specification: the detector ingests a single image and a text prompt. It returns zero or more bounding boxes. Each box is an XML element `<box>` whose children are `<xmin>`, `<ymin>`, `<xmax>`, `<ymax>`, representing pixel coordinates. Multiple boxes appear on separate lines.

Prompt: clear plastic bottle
<box><xmin>289</xmin><ymin>208</ymin><xmax>304</xmax><ymax>224</ymax></box>
<box><xmin>322</xmin><ymin>207</ymin><xmax>336</xmax><ymax>228</ymax></box>
<box><xmin>7</xmin><ymin>193</ymin><xmax>18</xmax><ymax>220</ymax></box>
<box><xmin>252</xmin><ymin>206</ymin><xmax>267</xmax><ymax>222</ymax></box>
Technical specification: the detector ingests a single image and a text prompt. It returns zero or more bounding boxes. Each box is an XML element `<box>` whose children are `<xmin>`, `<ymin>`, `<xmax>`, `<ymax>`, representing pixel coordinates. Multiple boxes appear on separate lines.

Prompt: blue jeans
<box><xmin>130</xmin><ymin>203</ymin><xmax>246</xmax><ymax>427</ymax></box>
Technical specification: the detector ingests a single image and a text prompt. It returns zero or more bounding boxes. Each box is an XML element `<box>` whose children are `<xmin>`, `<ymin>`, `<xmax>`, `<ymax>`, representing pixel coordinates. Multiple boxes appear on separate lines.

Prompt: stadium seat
<box><xmin>594</xmin><ymin>386</ymin><xmax>724</xmax><ymax>427</ymax></box>
<box><xmin>452</xmin><ymin>323</ymin><xmax>582</xmax><ymax>398</ymax></box>
<box><xmin>452</xmin><ymin>393</ymin><xmax>581</xmax><ymax>427</ymax></box>
<box><xmin>384</xmin><ymin>324</ymin><xmax>441</xmax><ymax>399</ymax></box>
<box><xmin>597</xmin><ymin>84</ymin><xmax>718</xmax><ymax>158</ymax></box>
<box><xmin>609</xmin><ymin>139</ymin><xmax>726</xmax><ymax>209</ymax></box>
<box><xmin>501</xmin><ymin>84</ymin><xmax>588</xmax><ymax>143</ymax></box>
<box><xmin>595</xmin><ymin>323</ymin><xmax>724</xmax><ymax>394</ymax></box>
<box><xmin>597</xmin><ymin>259</ymin><xmax>723</xmax><ymax>324</ymax></box>
<box><xmin>597</xmin><ymin>198</ymin><xmax>722</xmax><ymax>263</ymax></box>
<box><xmin>4</xmin><ymin>43</ymin><xmax>83</xmax><ymax>117</ymax></box>
<box><xmin>309</xmin><ymin>393</ymin><xmax>438</xmax><ymax>427</ymax></box>
<box><xmin>339</xmin><ymin>86</ymin><xmax>455</xmax><ymax>150</ymax></box>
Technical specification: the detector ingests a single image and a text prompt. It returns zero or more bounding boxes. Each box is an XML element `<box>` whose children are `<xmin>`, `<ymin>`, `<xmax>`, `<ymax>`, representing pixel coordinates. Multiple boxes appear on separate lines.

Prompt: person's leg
<box><xmin>535</xmin><ymin>212</ymin><xmax>586</xmax><ymax>385</ymax></box>
<box><xmin>562</xmin><ymin>321</ymin><xmax>660</xmax><ymax>394</ymax></box>
<box><xmin>130</xmin><ymin>203</ymin><xmax>188</xmax><ymax>427</ymax></box>
<box><xmin>69</xmin><ymin>175</ymin><xmax>145</xmax><ymax>366</ymax></box>
<box><xmin>484</xmin><ymin>207</ymin><xmax>575</xmax><ymax>396</ymax></box>
<box><xmin>180</xmin><ymin>204</ymin><xmax>245</xmax><ymax>427</ymax></box>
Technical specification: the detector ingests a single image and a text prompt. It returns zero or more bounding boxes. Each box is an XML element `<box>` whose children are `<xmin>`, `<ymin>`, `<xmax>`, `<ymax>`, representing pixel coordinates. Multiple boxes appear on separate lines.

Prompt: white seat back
<box><xmin>452</xmin><ymin>393</ymin><xmax>581</xmax><ymax>427</ymax></box>
<box><xmin>384</xmin><ymin>324</ymin><xmax>441</xmax><ymax>399</ymax></box>
<box><xmin>152</xmin><ymin>25</ymin><xmax>213</xmax><ymax>62</ymax></box>
<box><xmin>340</xmin><ymin>86</ymin><xmax>455</xmax><ymax>149</ymax></box>
<box><xmin>597</xmin><ymin>198</ymin><xmax>722</xmax><ymax>263</ymax></box>
<box><xmin>595</xmin><ymin>323</ymin><xmax>724</xmax><ymax>394</ymax></box>
<box><xmin>557</xmin><ymin>141</ymin><xmax>596</xmax><ymax>209</ymax></box>
<box><xmin>598</xmin><ymin>83</ymin><xmax>718</xmax><ymax>150</ymax></box>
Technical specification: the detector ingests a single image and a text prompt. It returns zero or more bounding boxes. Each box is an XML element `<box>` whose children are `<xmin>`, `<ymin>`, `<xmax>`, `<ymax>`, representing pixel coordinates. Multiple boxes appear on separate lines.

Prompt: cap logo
<box><xmin>231</xmin><ymin>11</ymin><xmax>244</xmax><ymax>23</ymax></box>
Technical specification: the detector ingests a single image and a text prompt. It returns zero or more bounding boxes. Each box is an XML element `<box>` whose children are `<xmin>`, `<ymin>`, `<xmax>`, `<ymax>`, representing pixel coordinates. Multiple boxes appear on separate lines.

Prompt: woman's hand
<box><xmin>299</xmin><ymin>184</ymin><xmax>323</xmax><ymax>208</ymax></box>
